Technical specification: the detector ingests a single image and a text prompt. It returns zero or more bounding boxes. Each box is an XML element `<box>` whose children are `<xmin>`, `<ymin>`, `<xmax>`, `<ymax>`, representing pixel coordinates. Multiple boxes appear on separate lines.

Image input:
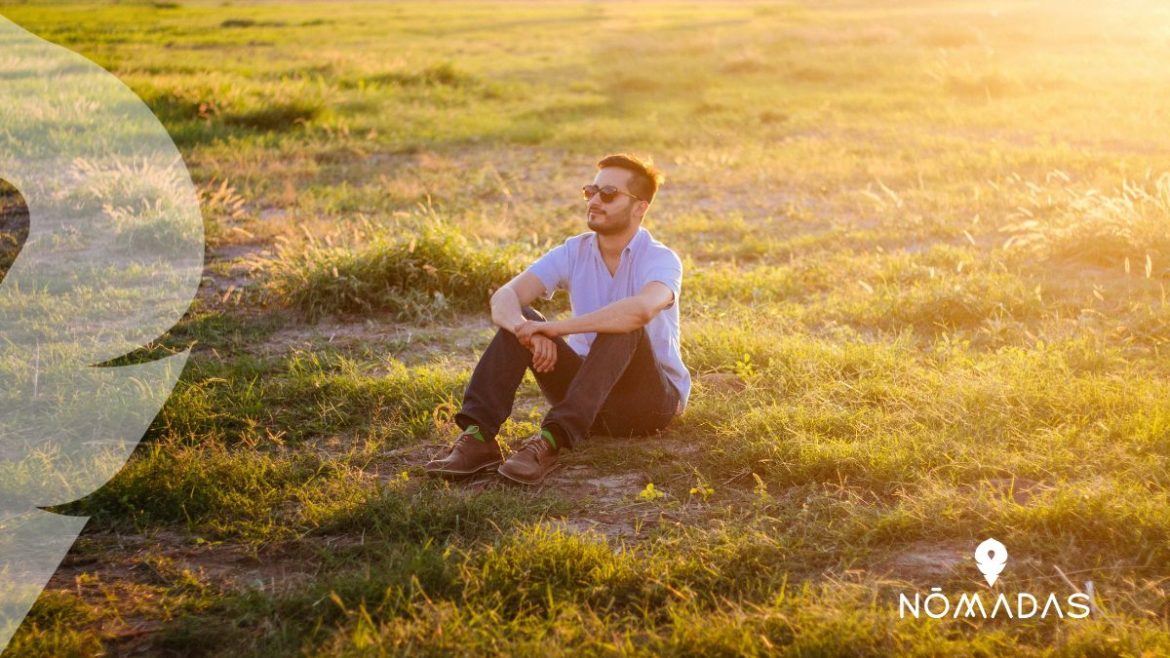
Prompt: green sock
<box><xmin>465</xmin><ymin>425</ymin><xmax>486</xmax><ymax>443</ymax></box>
<box><xmin>540</xmin><ymin>428</ymin><xmax>558</xmax><ymax>449</ymax></box>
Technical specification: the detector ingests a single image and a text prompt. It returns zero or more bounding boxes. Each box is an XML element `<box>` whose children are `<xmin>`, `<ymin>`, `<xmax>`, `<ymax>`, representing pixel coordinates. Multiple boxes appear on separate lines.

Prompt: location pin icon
<box><xmin>974</xmin><ymin>538</ymin><xmax>1008</xmax><ymax>587</ymax></box>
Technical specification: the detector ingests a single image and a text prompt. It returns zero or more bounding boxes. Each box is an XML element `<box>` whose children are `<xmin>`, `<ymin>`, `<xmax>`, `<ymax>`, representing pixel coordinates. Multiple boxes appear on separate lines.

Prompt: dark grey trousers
<box><xmin>454</xmin><ymin>307</ymin><xmax>679</xmax><ymax>449</ymax></box>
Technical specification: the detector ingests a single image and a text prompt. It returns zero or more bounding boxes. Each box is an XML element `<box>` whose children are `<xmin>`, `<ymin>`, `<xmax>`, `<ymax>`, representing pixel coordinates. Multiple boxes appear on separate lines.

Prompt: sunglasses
<box><xmin>581</xmin><ymin>184</ymin><xmax>645</xmax><ymax>204</ymax></box>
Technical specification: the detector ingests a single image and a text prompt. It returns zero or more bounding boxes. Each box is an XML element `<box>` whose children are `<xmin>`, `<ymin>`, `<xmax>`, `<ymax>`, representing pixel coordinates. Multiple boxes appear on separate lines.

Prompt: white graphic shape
<box><xmin>974</xmin><ymin>538</ymin><xmax>1009</xmax><ymax>587</ymax></box>
<box><xmin>0</xmin><ymin>13</ymin><xmax>203</xmax><ymax>651</ymax></box>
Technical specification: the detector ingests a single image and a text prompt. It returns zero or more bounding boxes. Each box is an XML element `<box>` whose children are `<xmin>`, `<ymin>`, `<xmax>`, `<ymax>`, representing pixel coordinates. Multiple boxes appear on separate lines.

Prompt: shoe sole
<box><xmin>496</xmin><ymin>462</ymin><xmax>564</xmax><ymax>486</ymax></box>
<box><xmin>425</xmin><ymin>459</ymin><xmax>502</xmax><ymax>478</ymax></box>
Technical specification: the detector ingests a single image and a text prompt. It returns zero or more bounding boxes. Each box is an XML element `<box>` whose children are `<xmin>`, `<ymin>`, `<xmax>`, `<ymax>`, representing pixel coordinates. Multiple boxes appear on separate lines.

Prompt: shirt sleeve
<box><xmin>524</xmin><ymin>242</ymin><xmax>571</xmax><ymax>300</ymax></box>
<box><xmin>642</xmin><ymin>250</ymin><xmax>683</xmax><ymax>309</ymax></box>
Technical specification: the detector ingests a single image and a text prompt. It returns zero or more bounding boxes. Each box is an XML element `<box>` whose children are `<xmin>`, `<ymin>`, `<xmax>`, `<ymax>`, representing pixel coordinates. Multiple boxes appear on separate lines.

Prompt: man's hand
<box><xmin>527</xmin><ymin>334</ymin><xmax>558</xmax><ymax>373</ymax></box>
<box><xmin>514</xmin><ymin>319</ymin><xmax>561</xmax><ymax>345</ymax></box>
<box><xmin>514</xmin><ymin>321</ymin><xmax>560</xmax><ymax>373</ymax></box>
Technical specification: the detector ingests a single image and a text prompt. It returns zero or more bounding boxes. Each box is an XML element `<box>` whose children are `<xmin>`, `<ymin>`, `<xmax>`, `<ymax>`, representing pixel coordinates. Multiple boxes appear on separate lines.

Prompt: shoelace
<box><xmin>448</xmin><ymin>432</ymin><xmax>481</xmax><ymax>454</ymax></box>
<box><xmin>519</xmin><ymin>436</ymin><xmax>552</xmax><ymax>457</ymax></box>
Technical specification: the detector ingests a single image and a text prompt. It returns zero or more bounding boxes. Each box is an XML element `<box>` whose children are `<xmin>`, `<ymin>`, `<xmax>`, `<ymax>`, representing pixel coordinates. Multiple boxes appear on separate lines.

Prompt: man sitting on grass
<box><xmin>425</xmin><ymin>153</ymin><xmax>690</xmax><ymax>485</ymax></box>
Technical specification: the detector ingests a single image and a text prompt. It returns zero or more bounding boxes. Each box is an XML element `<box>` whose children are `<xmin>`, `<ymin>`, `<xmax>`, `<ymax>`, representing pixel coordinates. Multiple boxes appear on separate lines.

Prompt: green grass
<box><xmin>4</xmin><ymin>0</ymin><xmax>1170</xmax><ymax>655</ymax></box>
<box><xmin>266</xmin><ymin>216</ymin><xmax>527</xmax><ymax>322</ymax></box>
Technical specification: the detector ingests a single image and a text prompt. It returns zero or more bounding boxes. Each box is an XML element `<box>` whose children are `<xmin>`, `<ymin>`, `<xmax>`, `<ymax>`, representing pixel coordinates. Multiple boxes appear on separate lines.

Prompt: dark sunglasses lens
<box><xmin>583</xmin><ymin>184</ymin><xmax>626</xmax><ymax>203</ymax></box>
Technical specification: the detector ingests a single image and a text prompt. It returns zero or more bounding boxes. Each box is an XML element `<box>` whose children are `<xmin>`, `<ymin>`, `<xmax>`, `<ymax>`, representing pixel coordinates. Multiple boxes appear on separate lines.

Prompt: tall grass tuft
<box><xmin>267</xmin><ymin>219</ymin><xmax>524</xmax><ymax>322</ymax></box>
<box><xmin>1001</xmin><ymin>172</ymin><xmax>1170</xmax><ymax>267</ymax></box>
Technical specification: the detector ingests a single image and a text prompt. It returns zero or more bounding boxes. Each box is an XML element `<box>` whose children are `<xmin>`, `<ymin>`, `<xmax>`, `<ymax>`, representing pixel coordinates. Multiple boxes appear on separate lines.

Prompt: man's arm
<box><xmin>490</xmin><ymin>271</ymin><xmax>547</xmax><ymax>334</ymax></box>
<box><xmin>517</xmin><ymin>282</ymin><xmax>674</xmax><ymax>340</ymax></box>
<box><xmin>491</xmin><ymin>271</ymin><xmax>560</xmax><ymax>373</ymax></box>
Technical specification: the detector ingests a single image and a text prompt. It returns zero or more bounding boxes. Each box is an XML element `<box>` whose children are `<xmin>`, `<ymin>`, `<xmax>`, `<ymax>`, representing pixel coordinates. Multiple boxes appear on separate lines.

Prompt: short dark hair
<box><xmin>597</xmin><ymin>153</ymin><xmax>664</xmax><ymax>204</ymax></box>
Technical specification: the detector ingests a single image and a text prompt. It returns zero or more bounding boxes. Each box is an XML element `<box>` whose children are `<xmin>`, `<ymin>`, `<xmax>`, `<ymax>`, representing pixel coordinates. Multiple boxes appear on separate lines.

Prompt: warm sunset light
<box><xmin>2</xmin><ymin>1</ymin><xmax>1169</xmax><ymax>654</ymax></box>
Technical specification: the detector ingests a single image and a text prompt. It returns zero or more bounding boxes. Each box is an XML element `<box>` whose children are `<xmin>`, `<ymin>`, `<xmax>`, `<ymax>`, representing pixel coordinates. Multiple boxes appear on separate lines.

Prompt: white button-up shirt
<box><xmin>526</xmin><ymin>227</ymin><xmax>691</xmax><ymax>414</ymax></box>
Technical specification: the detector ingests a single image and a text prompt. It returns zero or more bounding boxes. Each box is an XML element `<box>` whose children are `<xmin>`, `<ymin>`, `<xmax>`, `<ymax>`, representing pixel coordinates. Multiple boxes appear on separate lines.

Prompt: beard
<box><xmin>587</xmin><ymin>205</ymin><xmax>635</xmax><ymax>236</ymax></box>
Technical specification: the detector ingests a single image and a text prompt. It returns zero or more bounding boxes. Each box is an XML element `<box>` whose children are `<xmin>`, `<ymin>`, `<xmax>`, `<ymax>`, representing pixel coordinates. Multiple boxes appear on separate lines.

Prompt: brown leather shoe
<box><xmin>424</xmin><ymin>428</ymin><xmax>502</xmax><ymax>477</ymax></box>
<box><xmin>497</xmin><ymin>434</ymin><xmax>561</xmax><ymax>485</ymax></box>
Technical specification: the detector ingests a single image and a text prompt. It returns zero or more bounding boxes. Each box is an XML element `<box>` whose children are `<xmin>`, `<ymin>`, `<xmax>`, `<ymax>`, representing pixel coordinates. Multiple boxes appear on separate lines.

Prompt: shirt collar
<box><xmin>591</xmin><ymin>226</ymin><xmax>649</xmax><ymax>257</ymax></box>
<box><xmin>628</xmin><ymin>226</ymin><xmax>650</xmax><ymax>254</ymax></box>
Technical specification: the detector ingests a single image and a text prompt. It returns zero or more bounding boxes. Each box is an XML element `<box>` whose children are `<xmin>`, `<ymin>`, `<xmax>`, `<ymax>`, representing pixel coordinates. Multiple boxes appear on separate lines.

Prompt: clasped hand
<box><xmin>514</xmin><ymin>320</ymin><xmax>560</xmax><ymax>373</ymax></box>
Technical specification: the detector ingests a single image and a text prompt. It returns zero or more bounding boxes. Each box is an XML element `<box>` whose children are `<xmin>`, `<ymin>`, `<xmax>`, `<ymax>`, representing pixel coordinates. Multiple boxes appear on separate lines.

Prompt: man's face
<box><xmin>586</xmin><ymin>167</ymin><xmax>644</xmax><ymax>236</ymax></box>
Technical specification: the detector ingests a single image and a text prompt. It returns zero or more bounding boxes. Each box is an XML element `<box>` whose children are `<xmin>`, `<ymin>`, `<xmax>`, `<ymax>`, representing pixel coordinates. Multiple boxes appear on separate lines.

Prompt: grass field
<box><xmin>3</xmin><ymin>0</ymin><xmax>1170</xmax><ymax>655</ymax></box>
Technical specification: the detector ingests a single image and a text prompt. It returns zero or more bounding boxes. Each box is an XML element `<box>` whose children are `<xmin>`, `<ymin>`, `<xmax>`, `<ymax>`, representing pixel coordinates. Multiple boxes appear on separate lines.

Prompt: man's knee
<box><xmin>592</xmin><ymin>327</ymin><xmax>645</xmax><ymax>348</ymax></box>
<box><xmin>492</xmin><ymin>307</ymin><xmax>544</xmax><ymax>348</ymax></box>
<box><xmin>521</xmin><ymin>306</ymin><xmax>547</xmax><ymax>322</ymax></box>
<box><xmin>491</xmin><ymin>325</ymin><xmax>530</xmax><ymax>358</ymax></box>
